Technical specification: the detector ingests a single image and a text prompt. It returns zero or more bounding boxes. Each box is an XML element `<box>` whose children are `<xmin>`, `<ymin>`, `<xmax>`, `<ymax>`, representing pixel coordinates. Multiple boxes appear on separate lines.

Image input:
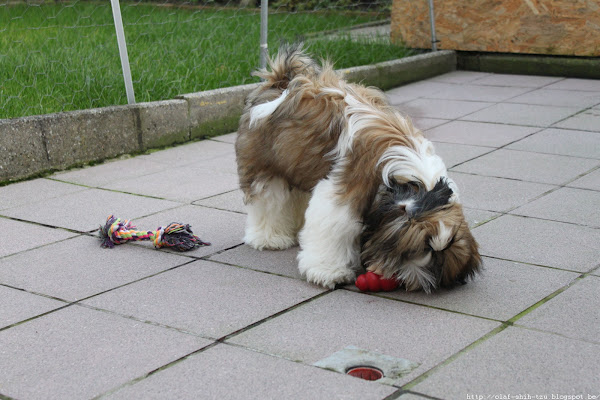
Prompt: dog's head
<box><xmin>361</xmin><ymin>177</ymin><xmax>481</xmax><ymax>293</ymax></box>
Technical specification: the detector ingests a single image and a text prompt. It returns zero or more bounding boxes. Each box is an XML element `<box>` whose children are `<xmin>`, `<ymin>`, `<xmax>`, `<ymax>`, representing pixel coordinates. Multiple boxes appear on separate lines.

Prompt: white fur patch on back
<box><xmin>429</xmin><ymin>221</ymin><xmax>453</xmax><ymax>251</ymax></box>
<box><xmin>249</xmin><ymin>89</ymin><xmax>289</xmax><ymax>128</ymax></box>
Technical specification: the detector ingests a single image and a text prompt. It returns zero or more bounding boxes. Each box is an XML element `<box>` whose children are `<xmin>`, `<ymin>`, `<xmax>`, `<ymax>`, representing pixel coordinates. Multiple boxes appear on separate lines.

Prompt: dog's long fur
<box><xmin>235</xmin><ymin>44</ymin><xmax>481</xmax><ymax>291</ymax></box>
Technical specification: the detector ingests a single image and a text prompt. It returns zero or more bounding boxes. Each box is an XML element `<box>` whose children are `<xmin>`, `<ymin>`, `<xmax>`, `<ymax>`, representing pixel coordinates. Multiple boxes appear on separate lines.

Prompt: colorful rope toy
<box><xmin>99</xmin><ymin>215</ymin><xmax>210</xmax><ymax>251</ymax></box>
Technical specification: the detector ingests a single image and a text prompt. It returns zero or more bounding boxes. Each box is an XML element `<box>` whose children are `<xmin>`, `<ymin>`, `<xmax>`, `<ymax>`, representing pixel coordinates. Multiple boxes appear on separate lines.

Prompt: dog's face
<box><xmin>361</xmin><ymin>178</ymin><xmax>481</xmax><ymax>293</ymax></box>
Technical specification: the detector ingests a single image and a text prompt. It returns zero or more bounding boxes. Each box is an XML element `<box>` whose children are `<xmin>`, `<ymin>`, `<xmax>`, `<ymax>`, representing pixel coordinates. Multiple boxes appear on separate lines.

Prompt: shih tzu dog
<box><xmin>235</xmin><ymin>44</ymin><xmax>481</xmax><ymax>292</ymax></box>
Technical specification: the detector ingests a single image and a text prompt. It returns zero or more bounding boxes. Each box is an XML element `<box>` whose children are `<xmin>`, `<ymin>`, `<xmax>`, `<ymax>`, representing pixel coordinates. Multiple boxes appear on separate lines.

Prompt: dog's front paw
<box><xmin>244</xmin><ymin>228</ymin><xmax>297</xmax><ymax>251</ymax></box>
<box><xmin>297</xmin><ymin>251</ymin><xmax>356</xmax><ymax>289</ymax></box>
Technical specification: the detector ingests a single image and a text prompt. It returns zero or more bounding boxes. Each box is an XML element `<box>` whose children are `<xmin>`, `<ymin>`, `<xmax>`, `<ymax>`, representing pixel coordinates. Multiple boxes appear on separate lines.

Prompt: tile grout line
<box><xmin>510</xmin><ymin>323</ymin><xmax>600</xmax><ymax>347</ymax></box>
<box><xmin>477</xmin><ymin>254</ymin><xmax>595</xmax><ymax>275</ymax></box>
<box><xmin>0</xmin><ymin>230</ymin><xmax>84</xmax><ymax>261</ymax></box>
<box><xmin>400</xmin><ymin>323</ymin><xmax>510</xmax><ymax>392</ymax></box>
<box><xmin>384</xmin><ymin>389</ymin><xmax>444</xmax><ymax>400</ymax></box>
<box><xmin>93</xmin><ymin>290</ymin><xmax>333</xmax><ymax>399</ymax></box>
<box><xmin>397</xmin><ymin>270</ymin><xmax>592</xmax><ymax>394</ymax></box>
<box><xmin>0</xmin><ymin>257</ymin><xmax>200</xmax><ymax>333</ymax></box>
<box><xmin>504</xmin><ymin>274</ymin><xmax>588</xmax><ymax>325</ymax></box>
<box><xmin>343</xmin><ymin>287</ymin><xmax>503</xmax><ymax>324</ymax></box>
<box><xmin>464</xmin><ymin>162</ymin><xmax>600</xmax><ymax>230</ymax></box>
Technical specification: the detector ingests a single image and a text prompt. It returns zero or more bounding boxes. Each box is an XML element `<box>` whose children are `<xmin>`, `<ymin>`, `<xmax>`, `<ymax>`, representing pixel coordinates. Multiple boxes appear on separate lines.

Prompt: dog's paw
<box><xmin>297</xmin><ymin>253</ymin><xmax>356</xmax><ymax>289</ymax></box>
<box><xmin>303</xmin><ymin>265</ymin><xmax>356</xmax><ymax>289</ymax></box>
<box><xmin>244</xmin><ymin>230</ymin><xmax>297</xmax><ymax>251</ymax></box>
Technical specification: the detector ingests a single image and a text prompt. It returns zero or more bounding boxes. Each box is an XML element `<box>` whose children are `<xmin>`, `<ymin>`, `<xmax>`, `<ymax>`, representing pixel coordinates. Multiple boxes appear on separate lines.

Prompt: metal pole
<box><xmin>427</xmin><ymin>0</ymin><xmax>438</xmax><ymax>51</ymax></box>
<box><xmin>110</xmin><ymin>0</ymin><xmax>136</xmax><ymax>104</ymax></box>
<box><xmin>260</xmin><ymin>0</ymin><xmax>268</xmax><ymax>70</ymax></box>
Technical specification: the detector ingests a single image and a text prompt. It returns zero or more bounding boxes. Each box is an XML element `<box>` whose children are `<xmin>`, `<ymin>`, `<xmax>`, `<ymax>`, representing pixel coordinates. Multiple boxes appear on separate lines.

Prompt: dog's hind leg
<box><xmin>297</xmin><ymin>177</ymin><xmax>362</xmax><ymax>289</ymax></box>
<box><xmin>244</xmin><ymin>177</ymin><xmax>309</xmax><ymax>250</ymax></box>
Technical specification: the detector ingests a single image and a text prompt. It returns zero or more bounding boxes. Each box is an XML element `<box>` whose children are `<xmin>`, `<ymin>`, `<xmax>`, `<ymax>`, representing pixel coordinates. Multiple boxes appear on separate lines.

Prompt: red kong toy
<box><xmin>355</xmin><ymin>271</ymin><xmax>399</xmax><ymax>292</ymax></box>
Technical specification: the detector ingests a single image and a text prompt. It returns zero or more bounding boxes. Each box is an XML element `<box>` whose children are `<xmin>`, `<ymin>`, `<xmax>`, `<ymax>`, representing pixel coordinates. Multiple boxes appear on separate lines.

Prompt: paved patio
<box><xmin>1</xmin><ymin>71</ymin><xmax>599</xmax><ymax>399</ymax></box>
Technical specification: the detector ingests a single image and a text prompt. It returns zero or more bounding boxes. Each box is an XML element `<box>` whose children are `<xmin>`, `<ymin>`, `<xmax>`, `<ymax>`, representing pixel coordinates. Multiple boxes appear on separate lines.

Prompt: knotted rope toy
<box><xmin>99</xmin><ymin>215</ymin><xmax>210</xmax><ymax>251</ymax></box>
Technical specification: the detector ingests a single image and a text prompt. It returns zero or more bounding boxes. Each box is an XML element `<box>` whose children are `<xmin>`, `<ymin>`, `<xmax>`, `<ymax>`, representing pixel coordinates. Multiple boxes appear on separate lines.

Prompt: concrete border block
<box><xmin>340</xmin><ymin>50</ymin><xmax>456</xmax><ymax>90</ymax></box>
<box><xmin>0</xmin><ymin>117</ymin><xmax>50</xmax><ymax>182</ymax></box>
<box><xmin>458</xmin><ymin>52</ymin><xmax>600</xmax><ymax>79</ymax></box>
<box><xmin>1</xmin><ymin>52</ymin><xmax>459</xmax><ymax>183</ymax></box>
<box><xmin>135</xmin><ymin>99</ymin><xmax>190</xmax><ymax>149</ymax></box>
<box><xmin>178</xmin><ymin>83</ymin><xmax>259</xmax><ymax>140</ymax></box>
<box><xmin>41</xmin><ymin>106</ymin><xmax>139</xmax><ymax>170</ymax></box>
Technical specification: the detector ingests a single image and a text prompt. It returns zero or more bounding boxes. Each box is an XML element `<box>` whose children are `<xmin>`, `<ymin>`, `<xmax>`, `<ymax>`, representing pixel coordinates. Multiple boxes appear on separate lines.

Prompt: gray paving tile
<box><xmin>461</xmin><ymin>103</ymin><xmax>580</xmax><ymax>127</ymax></box>
<box><xmin>473</xmin><ymin>215</ymin><xmax>600</xmax><ymax>272</ymax></box>
<box><xmin>228</xmin><ymin>290</ymin><xmax>500</xmax><ymax>386</ymax></box>
<box><xmin>430</xmin><ymin>142</ymin><xmax>490</xmax><ymax>168</ymax></box>
<box><xmin>210</xmin><ymin>245</ymin><xmax>301</xmax><ymax>279</ymax></box>
<box><xmin>462</xmin><ymin>208</ymin><xmax>500</xmax><ymax>228</ymax></box>
<box><xmin>506</xmin><ymin>128</ymin><xmax>600</xmax><ymax>158</ymax></box>
<box><xmin>386</xmin><ymin>81</ymin><xmax>458</xmax><ymax>104</ymax></box>
<box><xmin>411</xmin><ymin>327</ymin><xmax>600</xmax><ymax>397</ymax></box>
<box><xmin>425</xmin><ymin>121</ymin><xmax>540</xmax><ymax>147</ymax></box>
<box><xmin>102</xmin><ymin>167</ymin><xmax>239</xmax><ymax>203</ymax></box>
<box><xmin>544</xmin><ymin>78</ymin><xmax>600</xmax><ymax>92</ymax></box>
<box><xmin>52</xmin><ymin>157</ymin><xmax>166</xmax><ymax>187</ymax></box>
<box><xmin>0</xmin><ymin>235</ymin><xmax>191</xmax><ymax>301</ymax></box>
<box><xmin>451</xmin><ymin>149</ymin><xmax>598</xmax><ymax>185</ymax></box>
<box><xmin>506</xmin><ymin>88</ymin><xmax>600</xmax><ymax>108</ymax></box>
<box><xmin>0</xmin><ymin>285</ymin><xmax>65</xmax><ymax>329</ymax></box>
<box><xmin>186</xmin><ymin>149</ymin><xmax>237</xmax><ymax>174</ymax></box>
<box><xmin>511</xmin><ymin>187</ymin><xmax>600</xmax><ymax>228</ymax></box>
<box><xmin>1</xmin><ymin>189</ymin><xmax>181</xmax><ymax>232</ymax></box>
<box><xmin>0</xmin><ymin>218</ymin><xmax>76</xmax><ymax>258</ymax></box>
<box><xmin>209</xmin><ymin>132</ymin><xmax>237</xmax><ymax>144</ymax></box>
<box><xmin>399</xmin><ymin>98</ymin><xmax>492</xmax><ymax>120</ymax></box>
<box><xmin>554</xmin><ymin>106</ymin><xmax>600</xmax><ymax>132</ymax></box>
<box><xmin>397</xmin><ymin>393</ymin><xmax>431</xmax><ymax>399</ymax></box>
<box><xmin>449</xmin><ymin>172</ymin><xmax>555</xmax><ymax>212</ymax></box>
<box><xmin>425</xmin><ymin>84</ymin><xmax>530</xmax><ymax>102</ymax></box>
<box><xmin>372</xmin><ymin>258</ymin><xmax>578</xmax><ymax>321</ymax></box>
<box><xmin>139</xmin><ymin>139</ymin><xmax>234</xmax><ymax>166</ymax></box>
<box><xmin>134</xmin><ymin>204</ymin><xmax>245</xmax><ymax>257</ymax></box>
<box><xmin>517</xmin><ymin>276</ymin><xmax>600</xmax><ymax>343</ymax></box>
<box><xmin>0</xmin><ymin>305</ymin><xmax>210</xmax><ymax>400</ymax></box>
<box><xmin>411</xmin><ymin>117</ymin><xmax>450</xmax><ymax>131</ymax></box>
<box><xmin>468</xmin><ymin>74</ymin><xmax>564</xmax><ymax>88</ymax></box>
<box><xmin>107</xmin><ymin>344</ymin><xmax>395</xmax><ymax>399</ymax></box>
<box><xmin>429</xmin><ymin>71</ymin><xmax>491</xmax><ymax>84</ymax></box>
<box><xmin>568</xmin><ymin>168</ymin><xmax>600</xmax><ymax>191</ymax></box>
<box><xmin>192</xmin><ymin>189</ymin><xmax>246</xmax><ymax>214</ymax></box>
<box><xmin>0</xmin><ymin>178</ymin><xmax>85</xmax><ymax>211</ymax></box>
<box><xmin>83</xmin><ymin>260</ymin><xmax>325</xmax><ymax>339</ymax></box>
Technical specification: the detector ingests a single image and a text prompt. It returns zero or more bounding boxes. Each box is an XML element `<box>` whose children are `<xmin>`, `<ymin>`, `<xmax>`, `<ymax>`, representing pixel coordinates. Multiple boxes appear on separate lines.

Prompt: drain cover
<box><xmin>346</xmin><ymin>366</ymin><xmax>384</xmax><ymax>381</ymax></box>
<box><xmin>314</xmin><ymin>345</ymin><xmax>419</xmax><ymax>386</ymax></box>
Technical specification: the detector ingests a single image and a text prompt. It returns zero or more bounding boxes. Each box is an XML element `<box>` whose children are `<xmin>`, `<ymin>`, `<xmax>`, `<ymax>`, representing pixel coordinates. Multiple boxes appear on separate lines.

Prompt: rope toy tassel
<box><xmin>99</xmin><ymin>215</ymin><xmax>210</xmax><ymax>251</ymax></box>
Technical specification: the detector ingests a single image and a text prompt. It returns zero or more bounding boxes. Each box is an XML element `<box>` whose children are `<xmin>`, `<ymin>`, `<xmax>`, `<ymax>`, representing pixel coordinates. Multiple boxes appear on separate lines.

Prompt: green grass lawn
<box><xmin>0</xmin><ymin>1</ymin><xmax>409</xmax><ymax>119</ymax></box>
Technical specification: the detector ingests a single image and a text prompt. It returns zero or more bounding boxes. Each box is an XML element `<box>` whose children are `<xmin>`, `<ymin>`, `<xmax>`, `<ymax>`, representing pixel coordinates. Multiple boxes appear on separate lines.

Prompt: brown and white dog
<box><xmin>235</xmin><ymin>44</ymin><xmax>481</xmax><ymax>292</ymax></box>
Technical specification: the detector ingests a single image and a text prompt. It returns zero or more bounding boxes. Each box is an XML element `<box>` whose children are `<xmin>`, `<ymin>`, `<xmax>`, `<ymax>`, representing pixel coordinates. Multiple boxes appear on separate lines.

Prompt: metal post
<box><xmin>427</xmin><ymin>0</ymin><xmax>438</xmax><ymax>51</ymax></box>
<box><xmin>260</xmin><ymin>0</ymin><xmax>268</xmax><ymax>70</ymax></box>
<box><xmin>110</xmin><ymin>0</ymin><xmax>136</xmax><ymax>104</ymax></box>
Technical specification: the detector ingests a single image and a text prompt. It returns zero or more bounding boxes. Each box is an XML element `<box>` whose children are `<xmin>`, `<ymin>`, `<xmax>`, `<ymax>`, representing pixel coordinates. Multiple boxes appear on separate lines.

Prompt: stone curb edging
<box><xmin>0</xmin><ymin>50</ymin><xmax>456</xmax><ymax>184</ymax></box>
<box><xmin>458</xmin><ymin>52</ymin><xmax>600</xmax><ymax>79</ymax></box>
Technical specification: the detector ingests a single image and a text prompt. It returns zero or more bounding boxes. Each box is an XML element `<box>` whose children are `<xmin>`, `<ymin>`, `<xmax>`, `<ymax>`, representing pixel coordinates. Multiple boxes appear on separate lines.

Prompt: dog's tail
<box><xmin>253</xmin><ymin>43</ymin><xmax>320</xmax><ymax>90</ymax></box>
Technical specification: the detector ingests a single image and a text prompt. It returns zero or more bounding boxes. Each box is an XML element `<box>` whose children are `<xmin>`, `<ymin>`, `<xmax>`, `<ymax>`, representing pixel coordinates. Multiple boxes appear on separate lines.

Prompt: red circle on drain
<box><xmin>346</xmin><ymin>366</ymin><xmax>383</xmax><ymax>381</ymax></box>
